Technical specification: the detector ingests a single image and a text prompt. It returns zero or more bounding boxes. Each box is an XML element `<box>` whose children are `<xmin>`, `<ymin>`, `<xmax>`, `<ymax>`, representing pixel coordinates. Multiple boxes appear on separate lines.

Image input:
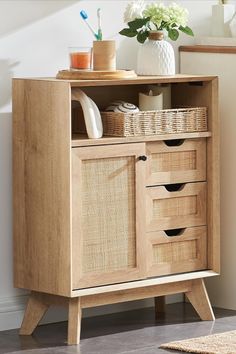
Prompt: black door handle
<box><xmin>138</xmin><ymin>155</ymin><xmax>147</xmax><ymax>161</ymax></box>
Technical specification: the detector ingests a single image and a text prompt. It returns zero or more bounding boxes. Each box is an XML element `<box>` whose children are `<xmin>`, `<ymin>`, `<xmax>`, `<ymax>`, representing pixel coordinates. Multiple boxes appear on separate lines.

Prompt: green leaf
<box><xmin>179</xmin><ymin>25</ymin><xmax>194</xmax><ymax>37</ymax></box>
<box><xmin>128</xmin><ymin>17</ymin><xmax>150</xmax><ymax>30</ymax></box>
<box><xmin>119</xmin><ymin>28</ymin><xmax>137</xmax><ymax>37</ymax></box>
<box><xmin>168</xmin><ymin>28</ymin><xmax>179</xmax><ymax>41</ymax></box>
<box><xmin>137</xmin><ymin>30</ymin><xmax>149</xmax><ymax>44</ymax></box>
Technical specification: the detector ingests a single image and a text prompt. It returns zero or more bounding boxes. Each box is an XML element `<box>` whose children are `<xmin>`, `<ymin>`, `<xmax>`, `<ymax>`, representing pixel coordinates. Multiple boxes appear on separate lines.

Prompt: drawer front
<box><xmin>146</xmin><ymin>139</ymin><xmax>206</xmax><ymax>186</ymax></box>
<box><xmin>146</xmin><ymin>182</ymin><xmax>206</xmax><ymax>232</ymax></box>
<box><xmin>147</xmin><ymin>226</ymin><xmax>207</xmax><ymax>277</ymax></box>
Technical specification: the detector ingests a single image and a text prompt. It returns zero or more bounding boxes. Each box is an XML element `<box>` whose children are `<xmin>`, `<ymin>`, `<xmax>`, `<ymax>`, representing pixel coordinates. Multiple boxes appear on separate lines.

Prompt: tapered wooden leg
<box><xmin>68</xmin><ymin>297</ymin><xmax>82</xmax><ymax>345</ymax></box>
<box><xmin>185</xmin><ymin>279</ymin><xmax>215</xmax><ymax>321</ymax></box>
<box><xmin>19</xmin><ymin>292</ymin><xmax>49</xmax><ymax>335</ymax></box>
<box><xmin>154</xmin><ymin>296</ymin><xmax>165</xmax><ymax>319</ymax></box>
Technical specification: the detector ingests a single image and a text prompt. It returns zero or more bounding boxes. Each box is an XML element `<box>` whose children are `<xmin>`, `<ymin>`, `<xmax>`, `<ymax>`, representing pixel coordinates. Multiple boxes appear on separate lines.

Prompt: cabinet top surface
<box><xmin>14</xmin><ymin>74</ymin><xmax>217</xmax><ymax>87</ymax></box>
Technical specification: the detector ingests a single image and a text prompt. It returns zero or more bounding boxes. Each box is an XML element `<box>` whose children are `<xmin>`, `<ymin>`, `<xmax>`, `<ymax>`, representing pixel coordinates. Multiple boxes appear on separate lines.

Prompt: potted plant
<box><xmin>119</xmin><ymin>1</ymin><xmax>194</xmax><ymax>75</ymax></box>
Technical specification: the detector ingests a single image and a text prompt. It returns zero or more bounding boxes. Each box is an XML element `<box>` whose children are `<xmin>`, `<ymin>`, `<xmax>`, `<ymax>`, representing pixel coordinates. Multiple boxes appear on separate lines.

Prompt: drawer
<box><xmin>147</xmin><ymin>226</ymin><xmax>207</xmax><ymax>277</ymax></box>
<box><xmin>146</xmin><ymin>182</ymin><xmax>206</xmax><ymax>232</ymax></box>
<box><xmin>146</xmin><ymin>138</ymin><xmax>206</xmax><ymax>186</ymax></box>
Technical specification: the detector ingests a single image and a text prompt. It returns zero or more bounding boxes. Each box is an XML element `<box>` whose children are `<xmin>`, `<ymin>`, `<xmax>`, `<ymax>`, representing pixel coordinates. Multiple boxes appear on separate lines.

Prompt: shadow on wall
<box><xmin>0</xmin><ymin>59</ymin><xmax>19</xmax><ymax>109</ymax></box>
<box><xmin>116</xmin><ymin>38</ymin><xmax>139</xmax><ymax>71</ymax></box>
<box><xmin>0</xmin><ymin>0</ymin><xmax>79</xmax><ymax>38</ymax></box>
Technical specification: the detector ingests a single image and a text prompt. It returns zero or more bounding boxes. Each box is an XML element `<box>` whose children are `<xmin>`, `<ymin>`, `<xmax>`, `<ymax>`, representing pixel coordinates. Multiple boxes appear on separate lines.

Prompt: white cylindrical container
<box><xmin>148</xmin><ymin>84</ymin><xmax>171</xmax><ymax>109</ymax></box>
<box><xmin>212</xmin><ymin>4</ymin><xmax>235</xmax><ymax>37</ymax></box>
<box><xmin>139</xmin><ymin>91</ymin><xmax>163</xmax><ymax>111</ymax></box>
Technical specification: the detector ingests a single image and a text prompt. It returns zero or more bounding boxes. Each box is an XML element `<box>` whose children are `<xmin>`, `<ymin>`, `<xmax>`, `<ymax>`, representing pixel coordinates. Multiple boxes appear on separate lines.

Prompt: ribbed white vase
<box><xmin>137</xmin><ymin>31</ymin><xmax>175</xmax><ymax>76</ymax></box>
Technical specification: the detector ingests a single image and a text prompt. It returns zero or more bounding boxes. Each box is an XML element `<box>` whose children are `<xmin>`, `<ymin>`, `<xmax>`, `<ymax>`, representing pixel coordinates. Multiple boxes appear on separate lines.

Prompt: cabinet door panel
<box><xmin>72</xmin><ymin>143</ymin><xmax>146</xmax><ymax>289</ymax></box>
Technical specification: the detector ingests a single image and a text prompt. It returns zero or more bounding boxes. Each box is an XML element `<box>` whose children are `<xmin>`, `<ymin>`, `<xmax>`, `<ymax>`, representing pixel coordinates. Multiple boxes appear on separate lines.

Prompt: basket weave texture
<box><xmin>101</xmin><ymin>107</ymin><xmax>207</xmax><ymax>137</ymax></box>
<box><xmin>153</xmin><ymin>240</ymin><xmax>196</xmax><ymax>264</ymax></box>
<box><xmin>81</xmin><ymin>156</ymin><xmax>136</xmax><ymax>274</ymax></box>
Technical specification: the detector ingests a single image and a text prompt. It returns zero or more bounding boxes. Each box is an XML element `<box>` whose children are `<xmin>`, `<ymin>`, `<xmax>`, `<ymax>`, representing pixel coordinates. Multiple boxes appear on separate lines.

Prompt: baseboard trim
<box><xmin>0</xmin><ymin>293</ymin><xmax>182</xmax><ymax>331</ymax></box>
<box><xmin>0</xmin><ymin>295</ymin><xmax>27</xmax><ymax>331</ymax></box>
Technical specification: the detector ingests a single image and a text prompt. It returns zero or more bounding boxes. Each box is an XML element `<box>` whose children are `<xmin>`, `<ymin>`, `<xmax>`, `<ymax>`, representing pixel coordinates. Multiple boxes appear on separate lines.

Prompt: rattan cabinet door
<box><xmin>72</xmin><ymin>143</ymin><xmax>146</xmax><ymax>289</ymax></box>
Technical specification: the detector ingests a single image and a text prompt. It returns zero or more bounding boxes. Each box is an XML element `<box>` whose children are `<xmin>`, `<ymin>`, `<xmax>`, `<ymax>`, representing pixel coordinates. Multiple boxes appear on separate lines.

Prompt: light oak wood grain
<box><xmin>19</xmin><ymin>292</ymin><xmax>49</xmax><ymax>335</ymax></box>
<box><xmin>72</xmin><ymin>132</ymin><xmax>211</xmax><ymax>147</ymax></box>
<box><xmin>146</xmin><ymin>182</ymin><xmax>206</xmax><ymax>232</ymax></box>
<box><xmin>57</xmin><ymin>69</ymin><xmax>137</xmax><ymax>80</ymax></box>
<box><xmin>68</xmin><ymin>298</ymin><xmax>82</xmax><ymax>345</ymax></box>
<box><xmin>80</xmin><ymin>281</ymin><xmax>191</xmax><ymax>308</ymax></box>
<box><xmin>172</xmin><ymin>79</ymin><xmax>220</xmax><ymax>273</ymax></box>
<box><xmin>72</xmin><ymin>84</ymin><xmax>144</xmax><ymax>110</ymax></box>
<box><xmin>19</xmin><ymin>277</ymin><xmax>215</xmax><ymax>344</ymax></box>
<box><xmin>13</xmin><ymin>79</ymin><xmax>72</xmax><ymax>296</ymax></box>
<box><xmin>72</xmin><ymin>270</ymin><xmax>218</xmax><ymax>297</ymax></box>
<box><xmin>146</xmin><ymin>226</ymin><xmax>207</xmax><ymax>277</ymax></box>
<box><xmin>72</xmin><ymin>143</ymin><xmax>146</xmax><ymax>289</ymax></box>
<box><xmin>68</xmin><ymin>74</ymin><xmax>217</xmax><ymax>87</ymax></box>
<box><xmin>15</xmin><ymin>74</ymin><xmax>217</xmax><ymax>86</ymax></box>
<box><xmin>185</xmin><ymin>279</ymin><xmax>215</xmax><ymax>320</ymax></box>
<box><xmin>146</xmin><ymin>139</ymin><xmax>206</xmax><ymax>186</ymax></box>
<box><xmin>13</xmin><ymin>75</ymin><xmax>219</xmax><ymax>345</ymax></box>
<box><xmin>207</xmin><ymin>78</ymin><xmax>220</xmax><ymax>273</ymax></box>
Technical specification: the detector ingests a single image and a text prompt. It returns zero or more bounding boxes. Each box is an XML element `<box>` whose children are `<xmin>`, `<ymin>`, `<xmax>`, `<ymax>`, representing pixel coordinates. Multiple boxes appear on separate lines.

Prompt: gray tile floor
<box><xmin>0</xmin><ymin>303</ymin><xmax>236</xmax><ymax>354</ymax></box>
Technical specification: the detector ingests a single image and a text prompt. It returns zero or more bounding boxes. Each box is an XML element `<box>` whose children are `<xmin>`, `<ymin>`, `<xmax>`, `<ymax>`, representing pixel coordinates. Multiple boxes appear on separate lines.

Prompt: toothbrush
<box><xmin>97</xmin><ymin>8</ymin><xmax>103</xmax><ymax>40</ymax></box>
<box><xmin>80</xmin><ymin>10</ymin><xmax>99</xmax><ymax>40</ymax></box>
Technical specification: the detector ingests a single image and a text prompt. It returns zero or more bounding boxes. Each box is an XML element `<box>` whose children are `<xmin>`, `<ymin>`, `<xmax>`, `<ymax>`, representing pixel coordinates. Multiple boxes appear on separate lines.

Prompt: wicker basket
<box><xmin>101</xmin><ymin>107</ymin><xmax>207</xmax><ymax>137</ymax></box>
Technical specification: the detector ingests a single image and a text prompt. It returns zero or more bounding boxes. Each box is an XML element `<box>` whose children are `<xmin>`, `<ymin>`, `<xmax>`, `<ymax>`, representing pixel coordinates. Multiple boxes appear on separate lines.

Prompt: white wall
<box><xmin>180</xmin><ymin>51</ymin><xmax>236</xmax><ymax>310</ymax></box>
<box><xmin>0</xmin><ymin>0</ymin><xmax>217</xmax><ymax>330</ymax></box>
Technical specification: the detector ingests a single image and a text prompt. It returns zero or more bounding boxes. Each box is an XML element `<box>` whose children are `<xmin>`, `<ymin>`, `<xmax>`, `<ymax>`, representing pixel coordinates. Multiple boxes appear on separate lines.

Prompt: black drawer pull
<box><xmin>164</xmin><ymin>139</ymin><xmax>185</xmax><ymax>147</ymax></box>
<box><xmin>164</xmin><ymin>183</ymin><xmax>185</xmax><ymax>192</ymax></box>
<box><xmin>138</xmin><ymin>155</ymin><xmax>147</xmax><ymax>161</ymax></box>
<box><xmin>164</xmin><ymin>228</ymin><xmax>185</xmax><ymax>237</ymax></box>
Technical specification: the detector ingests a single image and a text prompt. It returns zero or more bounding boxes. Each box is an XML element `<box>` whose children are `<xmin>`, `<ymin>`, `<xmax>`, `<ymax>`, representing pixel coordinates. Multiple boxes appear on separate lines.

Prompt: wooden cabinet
<box><xmin>13</xmin><ymin>75</ymin><xmax>220</xmax><ymax>344</ymax></box>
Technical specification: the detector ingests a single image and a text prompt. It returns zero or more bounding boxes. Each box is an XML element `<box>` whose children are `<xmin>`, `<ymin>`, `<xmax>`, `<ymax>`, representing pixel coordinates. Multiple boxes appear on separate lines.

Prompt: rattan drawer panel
<box><xmin>146</xmin><ymin>138</ymin><xmax>206</xmax><ymax>186</ymax></box>
<box><xmin>147</xmin><ymin>226</ymin><xmax>207</xmax><ymax>277</ymax></box>
<box><xmin>146</xmin><ymin>182</ymin><xmax>206</xmax><ymax>232</ymax></box>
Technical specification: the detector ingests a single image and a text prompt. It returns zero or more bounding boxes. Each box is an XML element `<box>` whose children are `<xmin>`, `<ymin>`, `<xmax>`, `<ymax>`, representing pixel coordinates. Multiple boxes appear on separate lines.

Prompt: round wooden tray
<box><xmin>56</xmin><ymin>69</ymin><xmax>137</xmax><ymax>80</ymax></box>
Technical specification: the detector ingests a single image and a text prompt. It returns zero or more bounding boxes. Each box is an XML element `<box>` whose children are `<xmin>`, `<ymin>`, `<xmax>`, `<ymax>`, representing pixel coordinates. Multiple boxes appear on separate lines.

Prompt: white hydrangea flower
<box><xmin>120</xmin><ymin>1</ymin><xmax>192</xmax><ymax>42</ymax></box>
<box><xmin>168</xmin><ymin>2</ymin><xmax>189</xmax><ymax>27</ymax></box>
<box><xmin>144</xmin><ymin>3</ymin><xmax>170</xmax><ymax>29</ymax></box>
<box><xmin>123</xmin><ymin>0</ymin><xmax>146</xmax><ymax>23</ymax></box>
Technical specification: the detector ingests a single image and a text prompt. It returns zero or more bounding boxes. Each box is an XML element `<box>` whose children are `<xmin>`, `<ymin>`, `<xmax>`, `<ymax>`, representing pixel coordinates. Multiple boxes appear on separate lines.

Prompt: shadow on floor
<box><xmin>1</xmin><ymin>303</ymin><xmax>236</xmax><ymax>354</ymax></box>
